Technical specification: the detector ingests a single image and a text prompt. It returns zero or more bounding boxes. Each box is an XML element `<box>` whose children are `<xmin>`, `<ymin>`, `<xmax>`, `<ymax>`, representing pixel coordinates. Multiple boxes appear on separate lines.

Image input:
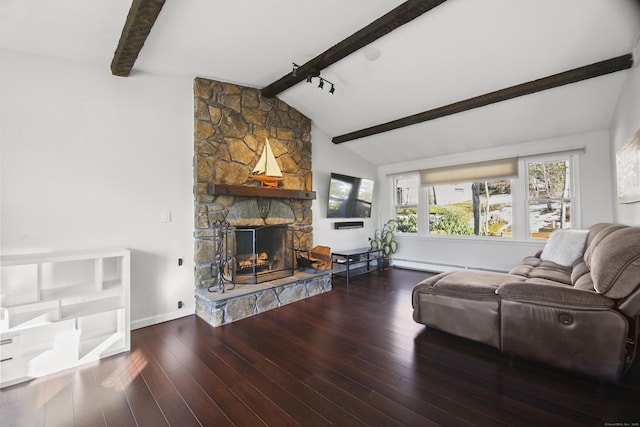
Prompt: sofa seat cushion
<box><xmin>412</xmin><ymin>271</ymin><xmax>526</xmax><ymax>348</ymax></box>
<box><xmin>509</xmin><ymin>255</ymin><xmax>572</xmax><ymax>285</ymax></box>
<box><xmin>524</xmin><ymin>278</ymin><xmax>572</xmax><ymax>287</ymax></box>
<box><xmin>527</xmin><ymin>261</ymin><xmax>572</xmax><ymax>285</ymax></box>
<box><xmin>429</xmin><ymin>271</ymin><xmax>525</xmax><ymax>299</ymax></box>
<box><xmin>497</xmin><ymin>281</ymin><xmax>615</xmax><ymax>309</ymax></box>
<box><xmin>509</xmin><ymin>256</ymin><xmax>541</xmax><ymax>277</ymax></box>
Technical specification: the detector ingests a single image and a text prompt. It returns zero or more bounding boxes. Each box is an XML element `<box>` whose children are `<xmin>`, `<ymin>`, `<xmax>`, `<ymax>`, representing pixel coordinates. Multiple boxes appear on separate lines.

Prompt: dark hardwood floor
<box><xmin>2</xmin><ymin>268</ymin><xmax>640</xmax><ymax>426</ymax></box>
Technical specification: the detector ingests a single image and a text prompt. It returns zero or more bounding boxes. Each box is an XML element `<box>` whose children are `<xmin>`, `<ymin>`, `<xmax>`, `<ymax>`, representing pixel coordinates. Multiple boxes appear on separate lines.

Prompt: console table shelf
<box><xmin>331</xmin><ymin>247</ymin><xmax>382</xmax><ymax>284</ymax></box>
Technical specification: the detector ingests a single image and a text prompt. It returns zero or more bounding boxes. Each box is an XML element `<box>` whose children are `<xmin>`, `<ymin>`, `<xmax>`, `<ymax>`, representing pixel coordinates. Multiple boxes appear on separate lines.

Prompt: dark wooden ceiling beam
<box><xmin>111</xmin><ymin>0</ymin><xmax>166</xmax><ymax>77</ymax></box>
<box><xmin>261</xmin><ymin>0</ymin><xmax>447</xmax><ymax>98</ymax></box>
<box><xmin>332</xmin><ymin>54</ymin><xmax>633</xmax><ymax>144</ymax></box>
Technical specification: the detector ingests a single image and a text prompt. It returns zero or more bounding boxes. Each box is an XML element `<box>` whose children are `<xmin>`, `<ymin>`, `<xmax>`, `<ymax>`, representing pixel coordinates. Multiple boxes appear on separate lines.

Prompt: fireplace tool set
<box><xmin>208</xmin><ymin>219</ymin><xmax>236</xmax><ymax>293</ymax></box>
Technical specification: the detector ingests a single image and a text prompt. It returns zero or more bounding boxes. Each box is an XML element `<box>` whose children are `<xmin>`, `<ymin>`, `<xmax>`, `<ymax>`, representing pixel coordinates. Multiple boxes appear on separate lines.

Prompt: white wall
<box><xmin>2</xmin><ymin>50</ymin><xmax>629</xmax><ymax>326</ymax></box>
<box><xmin>611</xmin><ymin>65</ymin><xmax>640</xmax><ymax>226</ymax></box>
<box><xmin>311</xmin><ymin>126</ymin><xmax>378</xmax><ymax>251</ymax></box>
<box><xmin>377</xmin><ymin>131</ymin><xmax>614</xmax><ymax>272</ymax></box>
<box><xmin>0</xmin><ymin>52</ymin><xmax>195</xmax><ymax>328</ymax></box>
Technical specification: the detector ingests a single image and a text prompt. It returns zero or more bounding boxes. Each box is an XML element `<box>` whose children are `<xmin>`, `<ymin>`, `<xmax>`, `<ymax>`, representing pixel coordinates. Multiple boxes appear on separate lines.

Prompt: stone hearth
<box><xmin>195</xmin><ymin>270</ymin><xmax>331</xmax><ymax>327</ymax></box>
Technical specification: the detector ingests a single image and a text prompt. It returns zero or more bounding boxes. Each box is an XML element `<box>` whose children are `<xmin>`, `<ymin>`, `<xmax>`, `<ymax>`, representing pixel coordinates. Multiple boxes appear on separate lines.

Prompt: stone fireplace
<box><xmin>193</xmin><ymin>77</ymin><xmax>331</xmax><ymax>326</ymax></box>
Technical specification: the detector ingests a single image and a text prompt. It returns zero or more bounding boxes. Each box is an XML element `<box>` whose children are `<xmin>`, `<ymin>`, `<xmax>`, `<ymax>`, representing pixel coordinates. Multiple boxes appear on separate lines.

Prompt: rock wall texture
<box><xmin>195</xmin><ymin>272</ymin><xmax>331</xmax><ymax>327</ymax></box>
<box><xmin>193</xmin><ymin>77</ymin><xmax>314</xmax><ymax>289</ymax></box>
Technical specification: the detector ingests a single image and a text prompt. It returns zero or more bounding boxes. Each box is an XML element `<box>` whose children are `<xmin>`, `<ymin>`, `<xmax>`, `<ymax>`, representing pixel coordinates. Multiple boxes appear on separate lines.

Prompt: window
<box><xmin>428</xmin><ymin>180</ymin><xmax>512</xmax><ymax>237</ymax></box>
<box><xmin>391</xmin><ymin>153</ymin><xmax>579</xmax><ymax>240</ymax></box>
<box><xmin>526</xmin><ymin>158</ymin><xmax>574</xmax><ymax>238</ymax></box>
<box><xmin>393</xmin><ymin>174</ymin><xmax>418</xmax><ymax>233</ymax></box>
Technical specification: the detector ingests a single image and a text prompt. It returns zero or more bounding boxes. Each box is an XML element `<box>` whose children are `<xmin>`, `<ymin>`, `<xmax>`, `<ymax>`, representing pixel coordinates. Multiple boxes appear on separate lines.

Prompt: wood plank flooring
<box><xmin>2</xmin><ymin>267</ymin><xmax>640</xmax><ymax>426</ymax></box>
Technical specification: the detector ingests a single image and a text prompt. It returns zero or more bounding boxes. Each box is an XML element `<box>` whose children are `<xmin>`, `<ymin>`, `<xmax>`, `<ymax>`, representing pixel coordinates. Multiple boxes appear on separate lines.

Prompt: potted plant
<box><xmin>369</xmin><ymin>219</ymin><xmax>399</xmax><ymax>269</ymax></box>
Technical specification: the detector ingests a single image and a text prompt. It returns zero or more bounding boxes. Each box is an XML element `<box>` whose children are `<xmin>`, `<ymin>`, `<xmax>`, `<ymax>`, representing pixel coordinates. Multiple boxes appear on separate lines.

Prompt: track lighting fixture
<box><xmin>292</xmin><ymin>63</ymin><xmax>336</xmax><ymax>95</ymax></box>
<box><xmin>317</xmin><ymin>78</ymin><xmax>335</xmax><ymax>94</ymax></box>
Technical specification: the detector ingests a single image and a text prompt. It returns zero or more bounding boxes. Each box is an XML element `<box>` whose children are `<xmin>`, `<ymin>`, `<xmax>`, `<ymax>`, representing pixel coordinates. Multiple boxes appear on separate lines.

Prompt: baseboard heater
<box><xmin>334</xmin><ymin>221</ymin><xmax>364</xmax><ymax>229</ymax></box>
<box><xmin>392</xmin><ymin>258</ymin><xmax>508</xmax><ymax>274</ymax></box>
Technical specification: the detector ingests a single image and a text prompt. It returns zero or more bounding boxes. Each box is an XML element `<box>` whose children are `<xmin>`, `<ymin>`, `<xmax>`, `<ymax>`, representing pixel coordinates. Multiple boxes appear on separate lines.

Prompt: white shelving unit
<box><xmin>0</xmin><ymin>248</ymin><xmax>130</xmax><ymax>388</ymax></box>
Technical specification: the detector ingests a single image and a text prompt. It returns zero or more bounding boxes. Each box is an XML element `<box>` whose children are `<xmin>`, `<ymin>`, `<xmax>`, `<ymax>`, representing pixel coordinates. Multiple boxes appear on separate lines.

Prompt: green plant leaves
<box><xmin>384</xmin><ymin>231</ymin><xmax>393</xmax><ymax>244</ymax></box>
<box><xmin>370</xmin><ymin>219</ymin><xmax>399</xmax><ymax>256</ymax></box>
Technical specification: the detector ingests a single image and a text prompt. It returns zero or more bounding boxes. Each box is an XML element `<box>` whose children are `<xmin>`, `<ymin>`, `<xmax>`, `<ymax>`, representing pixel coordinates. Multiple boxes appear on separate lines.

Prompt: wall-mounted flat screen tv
<box><xmin>327</xmin><ymin>173</ymin><xmax>374</xmax><ymax>218</ymax></box>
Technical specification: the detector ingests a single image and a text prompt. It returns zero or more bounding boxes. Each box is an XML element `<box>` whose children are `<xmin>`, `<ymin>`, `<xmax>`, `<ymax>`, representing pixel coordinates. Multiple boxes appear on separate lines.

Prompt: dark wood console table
<box><xmin>331</xmin><ymin>247</ymin><xmax>382</xmax><ymax>284</ymax></box>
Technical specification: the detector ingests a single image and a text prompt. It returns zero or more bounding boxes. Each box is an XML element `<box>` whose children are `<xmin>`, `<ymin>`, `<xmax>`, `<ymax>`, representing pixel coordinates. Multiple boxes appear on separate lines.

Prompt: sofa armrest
<box><xmin>497</xmin><ymin>281</ymin><xmax>614</xmax><ymax>310</ymax></box>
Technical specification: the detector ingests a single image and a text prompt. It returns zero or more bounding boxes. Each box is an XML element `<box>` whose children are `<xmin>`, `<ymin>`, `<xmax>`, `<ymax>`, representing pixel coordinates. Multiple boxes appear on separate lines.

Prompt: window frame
<box><xmin>425</xmin><ymin>179</ymin><xmax>514</xmax><ymax>239</ymax></box>
<box><xmin>388</xmin><ymin>153</ymin><xmax>581</xmax><ymax>241</ymax></box>
<box><xmin>522</xmin><ymin>153</ymin><xmax>581</xmax><ymax>241</ymax></box>
<box><xmin>391</xmin><ymin>173</ymin><xmax>420</xmax><ymax>234</ymax></box>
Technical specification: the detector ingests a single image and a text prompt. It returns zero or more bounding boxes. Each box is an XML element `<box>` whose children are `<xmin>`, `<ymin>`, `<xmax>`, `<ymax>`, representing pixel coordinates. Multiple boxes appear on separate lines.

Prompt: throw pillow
<box><xmin>540</xmin><ymin>229</ymin><xmax>589</xmax><ymax>267</ymax></box>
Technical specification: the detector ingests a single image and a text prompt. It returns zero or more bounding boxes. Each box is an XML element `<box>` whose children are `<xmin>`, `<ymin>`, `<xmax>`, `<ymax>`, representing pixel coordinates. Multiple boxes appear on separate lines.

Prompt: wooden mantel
<box><xmin>207</xmin><ymin>183</ymin><xmax>316</xmax><ymax>200</ymax></box>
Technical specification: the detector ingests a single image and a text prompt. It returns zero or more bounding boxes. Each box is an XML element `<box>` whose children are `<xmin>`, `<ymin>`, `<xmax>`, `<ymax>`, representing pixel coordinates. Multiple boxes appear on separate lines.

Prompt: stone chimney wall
<box><xmin>193</xmin><ymin>77</ymin><xmax>313</xmax><ymax>288</ymax></box>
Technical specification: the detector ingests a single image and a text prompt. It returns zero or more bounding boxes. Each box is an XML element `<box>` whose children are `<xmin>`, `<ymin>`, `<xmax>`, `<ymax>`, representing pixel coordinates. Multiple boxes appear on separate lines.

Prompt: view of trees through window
<box><xmin>394</xmin><ymin>176</ymin><xmax>418</xmax><ymax>233</ymax></box>
<box><xmin>392</xmin><ymin>158</ymin><xmax>573</xmax><ymax>239</ymax></box>
<box><xmin>428</xmin><ymin>180</ymin><xmax>512</xmax><ymax>237</ymax></box>
<box><xmin>527</xmin><ymin>159</ymin><xmax>572</xmax><ymax>238</ymax></box>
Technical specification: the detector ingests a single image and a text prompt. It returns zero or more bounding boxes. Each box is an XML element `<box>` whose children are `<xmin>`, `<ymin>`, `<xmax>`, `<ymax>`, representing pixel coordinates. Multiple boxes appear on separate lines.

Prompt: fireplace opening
<box><xmin>235</xmin><ymin>224</ymin><xmax>293</xmax><ymax>284</ymax></box>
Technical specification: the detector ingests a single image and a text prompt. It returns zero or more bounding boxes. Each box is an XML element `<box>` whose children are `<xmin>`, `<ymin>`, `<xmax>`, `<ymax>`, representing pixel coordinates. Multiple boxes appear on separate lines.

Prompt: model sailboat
<box><xmin>250</xmin><ymin>138</ymin><xmax>284</xmax><ymax>187</ymax></box>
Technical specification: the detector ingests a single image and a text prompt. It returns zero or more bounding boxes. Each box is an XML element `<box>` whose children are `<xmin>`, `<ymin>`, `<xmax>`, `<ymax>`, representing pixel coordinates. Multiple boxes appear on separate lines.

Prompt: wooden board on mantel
<box><xmin>207</xmin><ymin>183</ymin><xmax>316</xmax><ymax>200</ymax></box>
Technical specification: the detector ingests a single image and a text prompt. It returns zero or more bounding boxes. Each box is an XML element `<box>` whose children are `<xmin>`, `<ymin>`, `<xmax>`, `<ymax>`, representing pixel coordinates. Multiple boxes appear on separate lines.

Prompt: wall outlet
<box><xmin>160</xmin><ymin>210</ymin><xmax>172</xmax><ymax>223</ymax></box>
<box><xmin>178</xmin><ymin>258</ymin><xmax>183</xmax><ymax>266</ymax></box>
<box><xmin>178</xmin><ymin>301</ymin><xmax>183</xmax><ymax>309</ymax></box>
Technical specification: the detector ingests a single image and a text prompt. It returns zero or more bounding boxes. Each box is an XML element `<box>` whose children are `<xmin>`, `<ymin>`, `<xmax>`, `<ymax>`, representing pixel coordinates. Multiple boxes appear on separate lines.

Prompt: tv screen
<box><xmin>327</xmin><ymin>173</ymin><xmax>374</xmax><ymax>218</ymax></box>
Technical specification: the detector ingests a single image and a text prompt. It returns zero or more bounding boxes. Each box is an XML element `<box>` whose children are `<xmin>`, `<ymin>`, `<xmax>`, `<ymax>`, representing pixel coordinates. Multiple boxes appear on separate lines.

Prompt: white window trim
<box><xmin>388</xmin><ymin>153</ymin><xmax>582</xmax><ymax>241</ymax></box>
<box><xmin>390</xmin><ymin>172</ymin><xmax>420</xmax><ymax>234</ymax></box>
<box><xmin>521</xmin><ymin>153</ymin><xmax>581</xmax><ymax>241</ymax></box>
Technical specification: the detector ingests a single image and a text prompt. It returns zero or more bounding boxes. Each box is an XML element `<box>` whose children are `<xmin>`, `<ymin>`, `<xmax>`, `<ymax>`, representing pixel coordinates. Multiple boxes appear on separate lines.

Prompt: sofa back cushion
<box><xmin>587</xmin><ymin>225</ymin><xmax>640</xmax><ymax>299</ymax></box>
<box><xmin>583</xmin><ymin>223</ymin><xmax>626</xmax><ymax>267</ymax></box>
<box><xmin>571</xmin><ymin>223</ymin><xmax>620</xmax><ymax>291</ymax></box>
<box><xmin>571</xmin><ymin>259</ymin><xmax>595</xmax><ymax>291</ymax></box>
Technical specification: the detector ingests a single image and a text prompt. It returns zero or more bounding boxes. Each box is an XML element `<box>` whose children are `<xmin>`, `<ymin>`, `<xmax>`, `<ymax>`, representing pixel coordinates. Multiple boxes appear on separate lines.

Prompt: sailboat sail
<box><xmin>250</xmin><ymin>138</ymin><xmax>283</xmax><ymax>187</ymax></box>
<box><xmin>252</xmin><ymin>146</ymin><xmax>267</xmax><ymax>175</ymax></box>
<box><xmin>252</xmin><ymin>139</ymin><xmax>282</xmax><ymax>177</ymax></box>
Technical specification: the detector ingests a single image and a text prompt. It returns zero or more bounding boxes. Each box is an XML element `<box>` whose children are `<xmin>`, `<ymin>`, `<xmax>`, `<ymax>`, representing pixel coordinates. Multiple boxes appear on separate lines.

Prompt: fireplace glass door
<box><xmin>235</xmin><ymin>225</ymin><xmax>293</xmax><ymax>284</ymax></box>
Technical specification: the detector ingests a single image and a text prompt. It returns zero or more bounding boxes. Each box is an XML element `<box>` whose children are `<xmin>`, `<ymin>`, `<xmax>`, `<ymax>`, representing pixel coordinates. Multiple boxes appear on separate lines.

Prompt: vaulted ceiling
<box><xmin>3</xmin><ymin>0</ymin><xmax>640</xmax><ymax>166</ymax></box>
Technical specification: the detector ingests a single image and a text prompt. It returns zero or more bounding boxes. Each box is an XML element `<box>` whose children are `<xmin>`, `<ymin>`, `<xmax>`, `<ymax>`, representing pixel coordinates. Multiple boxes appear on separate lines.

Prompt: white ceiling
<box><xmin>2</xmin><ymin>0</ymin><xmax>639</xmax><ymax>166</ymax></box>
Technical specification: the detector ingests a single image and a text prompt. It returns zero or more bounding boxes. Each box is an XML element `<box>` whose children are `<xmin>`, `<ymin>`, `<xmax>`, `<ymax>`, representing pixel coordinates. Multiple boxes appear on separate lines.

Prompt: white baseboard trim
<box><xmin>131</xmin><ymin>307</ymin><xmax>196</xmax><ymax>330</ymax></box>
<box><xmin>393</xmin><ymin>258</ymin><xmax>508</xmax><ymax>274</ymax></box>
<box><xmin>393</xmin><ymin>259</ymin><xmax>464</xmax><ymax>273</ymax></box>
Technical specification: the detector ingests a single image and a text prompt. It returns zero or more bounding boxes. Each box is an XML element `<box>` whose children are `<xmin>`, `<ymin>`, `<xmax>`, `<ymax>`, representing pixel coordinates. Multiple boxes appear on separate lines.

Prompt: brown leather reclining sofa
<box><xmin>412</xmin><ymin>223</ymin><xmax>640</xmax><ymax>381</ymax></box>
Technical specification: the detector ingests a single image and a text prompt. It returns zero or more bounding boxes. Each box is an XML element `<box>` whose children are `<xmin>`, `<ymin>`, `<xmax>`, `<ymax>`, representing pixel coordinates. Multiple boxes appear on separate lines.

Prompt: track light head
<box><xmin>292</xmin><ymin>63</ymin><xmax>335</xmax><ymax>95</ymax></box>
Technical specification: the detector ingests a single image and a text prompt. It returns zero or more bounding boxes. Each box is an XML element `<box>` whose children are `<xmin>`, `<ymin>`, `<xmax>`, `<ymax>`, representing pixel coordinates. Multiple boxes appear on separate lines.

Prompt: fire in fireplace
<box><xmin>234</xmin><ymin>224</ymin><xmax>293</xmax><ymax>284</ymax></box>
